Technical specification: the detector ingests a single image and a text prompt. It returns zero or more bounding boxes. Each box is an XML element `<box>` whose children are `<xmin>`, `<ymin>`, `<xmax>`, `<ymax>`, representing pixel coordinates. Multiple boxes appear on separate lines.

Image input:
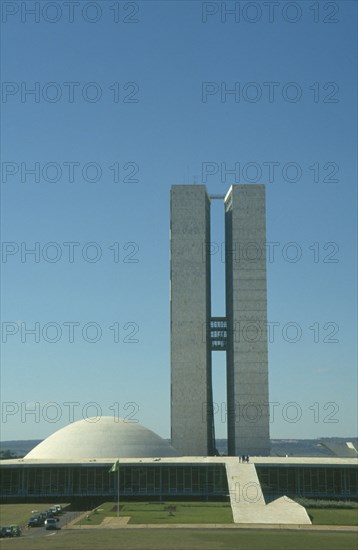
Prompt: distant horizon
<box><xmin>2</xmin><ymin>435</ymin><xmax>358</xmax><ymax>445</ymax></box>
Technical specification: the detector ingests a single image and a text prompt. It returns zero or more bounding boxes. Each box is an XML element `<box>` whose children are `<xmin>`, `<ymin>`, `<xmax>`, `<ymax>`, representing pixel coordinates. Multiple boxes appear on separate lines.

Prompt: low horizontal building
<box><xmin>1</xmin><ymin>418</ymin><xmax>357</xmax><ymax>526</ymax></box>
<box><xmin>1</xmin><ymin>456</ymin><xmax>357</xmax><ymax>502</ymax></box>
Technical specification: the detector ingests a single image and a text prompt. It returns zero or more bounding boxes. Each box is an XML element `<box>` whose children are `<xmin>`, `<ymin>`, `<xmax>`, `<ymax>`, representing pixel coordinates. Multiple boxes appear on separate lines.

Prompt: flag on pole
<box><xmin>109</xmin><ymin>460</ymin><xmax>119</xmax><ymax>473</ymax></box>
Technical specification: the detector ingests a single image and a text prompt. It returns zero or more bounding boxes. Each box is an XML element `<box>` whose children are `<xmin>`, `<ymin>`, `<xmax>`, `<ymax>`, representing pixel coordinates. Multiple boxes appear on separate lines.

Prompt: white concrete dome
<box><xmin>25</xmin><ymin>416</ymin><xmax>179</xmax><ymax>459</ymax></box>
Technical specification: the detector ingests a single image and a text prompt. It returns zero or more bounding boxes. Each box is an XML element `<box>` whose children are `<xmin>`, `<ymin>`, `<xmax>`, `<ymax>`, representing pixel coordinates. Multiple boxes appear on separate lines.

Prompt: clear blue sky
<box><xmin>1</xmin><ymin>0</ymin><xmax>357</xmax><ymax>442</ymax></box>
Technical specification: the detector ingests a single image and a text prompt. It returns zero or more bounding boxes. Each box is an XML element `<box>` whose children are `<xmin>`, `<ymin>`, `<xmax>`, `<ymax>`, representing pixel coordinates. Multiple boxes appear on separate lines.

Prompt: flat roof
<box><xmin>1</xmin><ymin>456</ymin><xmax>357</xmax><ymax>467</ymax></box>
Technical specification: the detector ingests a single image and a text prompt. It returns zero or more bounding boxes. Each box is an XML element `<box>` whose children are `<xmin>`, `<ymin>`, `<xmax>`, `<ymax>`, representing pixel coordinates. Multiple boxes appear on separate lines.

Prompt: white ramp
<box><xmin>225</xmin><ymin>459</ymin><xmax>311</xmax><ymax>524</ymax></box>
<box><xmin>226</xmin><ymin>460</ymin><xmax>265</xmax><ymax>511</ymax></box>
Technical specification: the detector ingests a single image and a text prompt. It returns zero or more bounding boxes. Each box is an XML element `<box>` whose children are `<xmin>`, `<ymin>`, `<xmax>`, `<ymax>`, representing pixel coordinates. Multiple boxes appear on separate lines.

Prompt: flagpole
<box><xmin>117</xmin><ymin>467</ymin><xmax>119</xmax><ymax>517</ymax></box>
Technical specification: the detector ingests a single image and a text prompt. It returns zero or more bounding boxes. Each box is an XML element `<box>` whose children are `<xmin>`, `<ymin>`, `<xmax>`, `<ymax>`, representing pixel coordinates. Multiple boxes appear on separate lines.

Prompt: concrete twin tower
<box><xmin>170</xmin><ymin>184</ymin><xmax>270</xmax><ymax>457</ymax></box>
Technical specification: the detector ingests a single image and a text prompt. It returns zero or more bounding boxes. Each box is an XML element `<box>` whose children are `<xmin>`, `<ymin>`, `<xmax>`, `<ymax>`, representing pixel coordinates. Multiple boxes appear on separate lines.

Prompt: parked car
<box><xmin>0</xmin><ymin>527</ymin><xmax>13</xmax><ymax>538</ymax></box>
<box><xmin>9</xmin><ymin>525</ymin><xmax>21</xmax><ymax>537</ymax></box>
<box><xmin>1</xmin><ymin>526</ymin><xmax>14</xmax><ymax>538</ymax></box>
<box><xmin>28</xmin><ymin>515</ymin><xmax>43</xmax><ymax>527</ymax></box>
<box><xmin>44</xmin><ymin>518</ymin><xmax>59</xmax><ymax>530</ymax></box>
<box><xmin>45</xmin><ymin>509</ymin><xmax>60</xmax><ymax>520</ymax></box>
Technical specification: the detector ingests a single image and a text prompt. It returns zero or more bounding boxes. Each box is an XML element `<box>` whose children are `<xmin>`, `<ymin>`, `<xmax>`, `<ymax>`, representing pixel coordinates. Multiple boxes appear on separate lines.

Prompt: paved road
<box><xmin>21</xmin><ymin>510</ymin><xmax>83</xmax><ymax>539</ymax></box>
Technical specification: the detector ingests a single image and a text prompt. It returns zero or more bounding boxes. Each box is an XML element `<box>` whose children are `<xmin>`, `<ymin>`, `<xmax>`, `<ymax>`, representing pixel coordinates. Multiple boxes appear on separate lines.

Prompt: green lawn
<box><xmin>78</xmin><ymin>501</ymin><xmax>358</xmax><ymax>527</ymax></box>
<box><xmin>0</xmin><ymin>529</ymin><xmax>357</xmax><ymax>550</ymax></box>
<box><xmin>77</xmin><ymin>501</ymin><xmax>233</xmax><ymax>525</ymax></box>
<box><xmin>0</xmin><ymin>503</ymin><xmax>69</xmax><ymax>529</ymax></box>
<box><xmin>307</xmin><ymin>508</ymin><xmax>358</xmax><ymax>526</ymax></box>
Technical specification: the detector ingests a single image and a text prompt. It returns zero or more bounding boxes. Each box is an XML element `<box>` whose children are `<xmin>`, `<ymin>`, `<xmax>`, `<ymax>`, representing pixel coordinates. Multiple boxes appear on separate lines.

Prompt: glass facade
<box><xmin>1</xmin><ymin>463</ymin><xmax>357</xmax><ymax>501</ymax></box>
<box><xmin>256</xmin><ymin>465</ymin><xmax>358</xmax><ymax>499</ymax></box>
<box><xmin>0</xmin><ymin>464</ymin><xmax>228</xmax><ymax>499</ymax></box>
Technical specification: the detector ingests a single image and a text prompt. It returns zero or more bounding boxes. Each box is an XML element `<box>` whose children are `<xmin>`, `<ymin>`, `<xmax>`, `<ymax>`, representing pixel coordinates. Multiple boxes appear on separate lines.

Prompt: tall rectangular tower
<box><xmin>170</xmin><ymin>184</ymin><xmax>270</xmax><ymax>456</ymax></box>
<box><xmin>225</xmin><ymin>185</ymin><xmax>270</xmax><ymax>456</ymax></box>
<box><xmin>170</xmin><ymin>185</ymin><xmax>215</xmax><ymax>456</ymax></box>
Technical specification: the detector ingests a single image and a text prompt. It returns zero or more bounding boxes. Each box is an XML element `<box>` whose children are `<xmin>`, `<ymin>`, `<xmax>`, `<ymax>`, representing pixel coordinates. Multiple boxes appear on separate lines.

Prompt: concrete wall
<box><xmin>225</xmin><ymin>185</ymin><xmax>270</xmax><ymax>456</ymax></box>
<box><xmin>170</xmin><ymin>185</ymin><xmax>214</xmax><ymax>455</ymax></box>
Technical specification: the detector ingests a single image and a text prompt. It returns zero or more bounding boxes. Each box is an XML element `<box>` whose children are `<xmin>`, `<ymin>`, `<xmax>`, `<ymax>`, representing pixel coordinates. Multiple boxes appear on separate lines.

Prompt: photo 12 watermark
<box><xmin>204</xmin><ymin>400</ymin><xmax>340</xmax><ymax>425</ymax></box>
<box><xmin>204</xmin><ymin>320</ymin><xmax>340</xmax><ymax>345</ymax></box>
<box><xmin>1</xmin><ymin>400</ymin><xmax>140</xmax><ymax>424</ymax></box>
<box><xmin>204</xmin><ymin>241</ymin><xmax>340</xmax><ymax>264</ymax></box>
<box><xmin>1</xmin><ymin>161</ymin><xmax>140</xmax><ymax>184</ymax></box>
<box><xmin>1</xmin><ymin>321</ymin><xmax>140</xmax><ymax>344</ymax></box>
<box><xmin>201</xmin><ymin>161</ymin><xmax>339</xmax><ymax>184</ymax></box>
<box><xmin>1</xmin><ymin>241</ymin><xmax>140</xmax><ymax>263</ymax></box>
<box><xmin>1</xmin><ymin>1</ymin><xmax>140</xmax><ymax>24</ymax></box>
<box><xmin>201</xmin><ymin>2</ymin><xmax>341</xmax><ymax>24</ymax></box>
<box><xmin>1</xmin><ymin>81</ymin><xmax>140</xmax><ymax>103</ymax></box>
<box><xmin>201</xmin><ymin>81</ymin><xmax>339</xmax><ymax>104</ymax></box>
